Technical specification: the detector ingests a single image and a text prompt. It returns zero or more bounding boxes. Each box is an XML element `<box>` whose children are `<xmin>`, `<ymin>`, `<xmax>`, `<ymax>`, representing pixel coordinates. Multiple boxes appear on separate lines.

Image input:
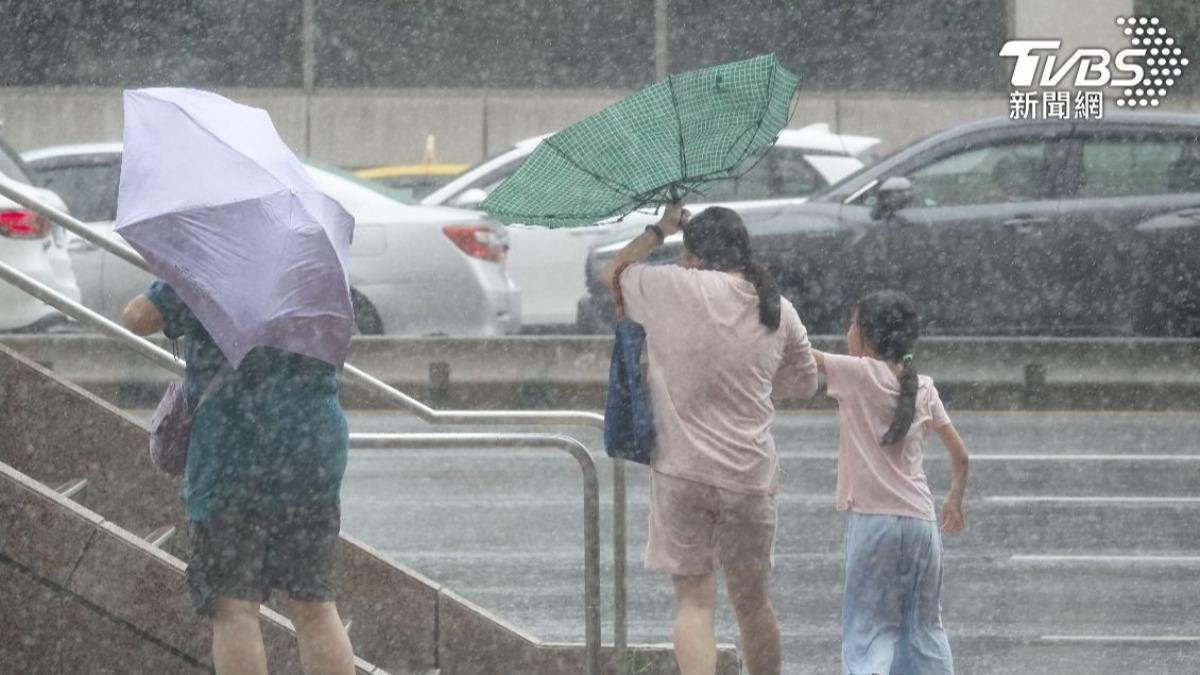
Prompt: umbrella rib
<box><xmin>540</xmin><ymin>138</ymin><xmax>640</xmax><ymax>199</ymax></box>
<box><xmin>722</xmin><ymin>60</ymin><xmax>780</xmax><ymax>170</ymax></box>
<box><xmin>666</xmin><ymin>74</ymin><xmax>687</xmax><ymax>200</ymax></box>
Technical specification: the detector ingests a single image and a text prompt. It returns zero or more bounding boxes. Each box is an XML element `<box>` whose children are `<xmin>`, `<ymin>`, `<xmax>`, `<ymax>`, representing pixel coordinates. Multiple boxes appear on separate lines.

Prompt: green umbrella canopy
<box><xmin>480</xmin><ymin>54</ymin><xmax>801</xmax><ymax>228</ymax></box>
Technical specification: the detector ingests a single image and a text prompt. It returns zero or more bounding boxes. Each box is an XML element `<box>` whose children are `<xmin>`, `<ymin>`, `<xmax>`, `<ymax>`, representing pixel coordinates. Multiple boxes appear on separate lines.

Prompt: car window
<box><xmin>771</xmin><ymin>149</ymin><xmax>826</xmax><ymax>196</ymax></box>
<box><xmin>1077</xmin><ymin>134</ymin><xmax>1200</xmax><ymax>197</ymax></box>
<box><xmin>33</xmin><ymin>162</ymin><xmax>121</xmax><ymax>222</ymax></box>
<box><xmin>806</xmin><ymin>154</ymin><xmax>867</xmax><ymax>186</ymax></box>
<box><xmin>447</xmin><ymin>162</ymin><xmax>522</xmax><ymax>204</ymax></box>
<box><xmin>0</xmin><ymin>138</ymin><xmax>33</xmax><ymax>184</ymax></box>
<box><xmin>305</xmin><ymin>164</ymin><xmax>413</xmax><ymax>218</ymax></box>
<box><xmin>904</xmin><ymin>140</ymin><xmax>1053</xmax><ymax>207</ymax></box>
<box><xmin>305</xmin><ymin>160</ymin><xmax>416</xmax><ymax>204</ymax></box>
<box><xmin>695</xmin><ymin>149</ymin><xmax>825</xmax><ymax>202</ymax></box>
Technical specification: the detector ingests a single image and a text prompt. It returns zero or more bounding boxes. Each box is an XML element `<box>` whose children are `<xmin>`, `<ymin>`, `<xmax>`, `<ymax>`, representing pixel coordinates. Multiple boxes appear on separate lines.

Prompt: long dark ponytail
<box><xmin>681</xmin><ymin>206</ymin><xmax>781</xmax><ymax>330</ymax></box>
<box><xmin>853</xmin><ymin>291</ymin><xmax>921</xmax><ymax>445</ymax></box>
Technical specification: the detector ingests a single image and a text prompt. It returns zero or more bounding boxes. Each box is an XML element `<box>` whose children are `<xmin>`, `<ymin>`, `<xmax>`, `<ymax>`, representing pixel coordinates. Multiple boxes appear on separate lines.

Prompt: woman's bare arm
<box><xmin>935</xmin><ymin>422</ymin><xmax>969</xmax><ymax>533</ymax></box>
<box><xmin>122</xmin><ymin>294</ymin><xmax>165</xmax><ymax>336</ymax></box>
<box><xmin>601</xmin><ymin>203</ymin><xmax>688</xmax><ymax>290</ymax></box>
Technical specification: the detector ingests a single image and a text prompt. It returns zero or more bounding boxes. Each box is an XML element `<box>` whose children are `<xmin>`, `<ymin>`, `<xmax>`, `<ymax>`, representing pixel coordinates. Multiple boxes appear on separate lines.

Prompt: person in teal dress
<box><xmin>124</xmin><ymin>281</ymin><xmax>354</xmax><ymax>675</ymax></box>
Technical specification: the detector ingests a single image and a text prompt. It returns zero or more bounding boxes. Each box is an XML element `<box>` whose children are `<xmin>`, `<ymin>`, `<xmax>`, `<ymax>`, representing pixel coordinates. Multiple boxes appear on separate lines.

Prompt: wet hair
<box><xmin>681</xmin><ymin>206</ymin><xmax>781</xmax><ymax>330</ymax></box>
<box><xmin>853</xmin><ymin>290</ymin><xmax>921</xmax><ymax>445</ymax></box>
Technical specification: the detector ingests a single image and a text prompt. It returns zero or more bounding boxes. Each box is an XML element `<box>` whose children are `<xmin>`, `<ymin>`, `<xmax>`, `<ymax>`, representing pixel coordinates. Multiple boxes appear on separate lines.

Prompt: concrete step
<box><xmin>143</xmin><ymin>525</ymin><xmax>177</xmax><ymax>548</ymax></box>
<box><xmin>53</xmin><ymin>477</ymin><xmax>88</xmax><ymax>499</ymax></box>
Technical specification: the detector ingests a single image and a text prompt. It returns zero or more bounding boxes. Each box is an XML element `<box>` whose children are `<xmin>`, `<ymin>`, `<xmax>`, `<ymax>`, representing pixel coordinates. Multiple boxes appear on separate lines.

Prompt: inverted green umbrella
<box><xmin>480</xmin><ymin>54</ymin><xmax>800</xmax><ymax>228</ymax></box>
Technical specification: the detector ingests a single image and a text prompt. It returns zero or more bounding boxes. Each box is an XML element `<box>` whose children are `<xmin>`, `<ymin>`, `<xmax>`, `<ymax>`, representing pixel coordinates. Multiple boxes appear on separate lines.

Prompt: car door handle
<box><xmin>67</xmin><ymin>237</ymin><xmax>99</xmax><ymax>253</ymax></box>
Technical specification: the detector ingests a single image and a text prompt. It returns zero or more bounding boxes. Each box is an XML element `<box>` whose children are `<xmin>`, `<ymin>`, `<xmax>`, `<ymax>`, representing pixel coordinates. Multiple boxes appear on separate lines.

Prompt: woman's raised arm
<box><xmin>122</xmin><ymin>294</ymin><xmax>166</xmax><ymax>336</ymax></box>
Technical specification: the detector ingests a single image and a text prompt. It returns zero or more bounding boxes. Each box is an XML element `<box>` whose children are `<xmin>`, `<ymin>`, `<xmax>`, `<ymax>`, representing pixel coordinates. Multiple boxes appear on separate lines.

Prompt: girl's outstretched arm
<box><xmin>812</xmin><ymin>350</ymin><xmax>827</xmax><ymax>373</ymax></box>
<box><xmin>935</xmin><ymin>422</ymin><xmax>969</xmax><ymax>533</ymax></box>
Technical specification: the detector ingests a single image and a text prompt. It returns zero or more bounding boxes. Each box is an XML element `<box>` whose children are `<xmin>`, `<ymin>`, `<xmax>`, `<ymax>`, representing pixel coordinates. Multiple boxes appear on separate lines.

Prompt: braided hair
<box><xmin>681</xmin><ymin>207</ymin><xmax>781</xmax><ymax>330</ymax></box>
<box><xmin>853</xmin><ymin>291</ymin><xmax>921</xmax><ymax>445</ymax></box>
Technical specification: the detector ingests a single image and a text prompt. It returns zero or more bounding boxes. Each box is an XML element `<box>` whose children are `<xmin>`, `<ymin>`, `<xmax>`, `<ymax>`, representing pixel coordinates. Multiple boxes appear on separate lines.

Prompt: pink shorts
<box><xmin>645</xmin><ymin>470</ymin><xmax>778</xmax><ymax>576</ymax></box>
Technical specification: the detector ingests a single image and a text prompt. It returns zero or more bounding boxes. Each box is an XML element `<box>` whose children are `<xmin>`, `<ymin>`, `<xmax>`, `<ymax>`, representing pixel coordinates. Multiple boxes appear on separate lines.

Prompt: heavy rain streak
<box><xmin>0</xmin><ymin>2</ymin><xmax>1198</xmax><ymax>675</ymax></box>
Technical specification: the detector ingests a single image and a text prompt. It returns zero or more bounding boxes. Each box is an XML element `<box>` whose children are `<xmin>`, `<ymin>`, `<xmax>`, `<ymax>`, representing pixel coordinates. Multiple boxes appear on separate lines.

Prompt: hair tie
<box><xmin>901</xmin><ymin>353</ymin><xmax>914</xmax><ymax>366</ymax></box>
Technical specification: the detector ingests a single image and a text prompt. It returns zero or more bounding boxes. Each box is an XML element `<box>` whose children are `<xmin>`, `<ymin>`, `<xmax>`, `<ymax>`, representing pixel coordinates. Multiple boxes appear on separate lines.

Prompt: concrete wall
<box><xmin>0</xmin><ymin>86</ymin><xmax>1050</xmax><ymax>168</ymax></box>
<box><xmin>4</xmin><ymin>335</ymin><xmax>1200</xmax><ymax>412</ymax></box>
<box><xmin>1012</xmin><ymin>0</ymin><xmax>1134</xmax><ymax>53</ymax></box>
<box><xmin>6</xmin><ymin>85</ymin><xmax>1200</xmax><ymax>169</ymax></box>
<box><xmin>3</xmin><ymin>2</ymin><xmax>1192</xmax><ymax>167</ymax></box>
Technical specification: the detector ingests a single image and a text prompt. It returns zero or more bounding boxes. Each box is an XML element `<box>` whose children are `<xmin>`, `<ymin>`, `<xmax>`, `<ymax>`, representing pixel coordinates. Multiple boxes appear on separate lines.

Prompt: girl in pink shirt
<box><xmin>812</xmin><ymin>291</ymin><xmax>970</xmax><ymax>675</ymax></box>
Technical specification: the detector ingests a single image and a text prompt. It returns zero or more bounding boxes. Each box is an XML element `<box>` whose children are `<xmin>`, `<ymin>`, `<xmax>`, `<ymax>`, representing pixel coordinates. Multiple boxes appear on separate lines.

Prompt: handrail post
<box><xmin>613</xmin><ymin>458</ymin><xmax>628</xmax><ymax>661</ymax></box>
<box><xmin>350</xmin><ymin>433</ymin><xmax>602</xmax><ymax>674</ymax></box>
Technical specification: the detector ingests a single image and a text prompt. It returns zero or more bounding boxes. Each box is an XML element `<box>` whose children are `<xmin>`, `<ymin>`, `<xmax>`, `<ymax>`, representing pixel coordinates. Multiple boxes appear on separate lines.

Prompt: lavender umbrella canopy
<box><xmin>115</xmin><ymin>88</ymin><xmax>355</xmax><ymax>369</ymax></box>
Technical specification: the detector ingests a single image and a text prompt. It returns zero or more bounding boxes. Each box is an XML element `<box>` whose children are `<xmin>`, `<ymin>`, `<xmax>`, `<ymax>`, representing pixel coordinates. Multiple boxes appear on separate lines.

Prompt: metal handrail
<box><xmin>0</xmin><ymin>178</ymin><xmax>630</xmax><ymax>660</ymax></box>
<box><xmin>351</xmin><ymin>432</ymin><xmax>600</xmax><ymax>673</ymax></box>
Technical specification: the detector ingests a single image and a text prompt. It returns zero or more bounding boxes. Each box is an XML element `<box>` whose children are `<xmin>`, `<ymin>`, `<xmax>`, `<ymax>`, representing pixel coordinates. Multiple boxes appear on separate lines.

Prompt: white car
<box><xmin>0</xmin><ymin>136</ymin><xmax>80</xmax><ymax>332</ymax></box>
<box><xmin>422</xmin><ymin>124</ymin><xmax>880</xmax><ymax>331</ymax></box>
<box><xmin>22</xmin><ymin>143</ymin><xmax>520</xmax><ymax>336</ymax></box>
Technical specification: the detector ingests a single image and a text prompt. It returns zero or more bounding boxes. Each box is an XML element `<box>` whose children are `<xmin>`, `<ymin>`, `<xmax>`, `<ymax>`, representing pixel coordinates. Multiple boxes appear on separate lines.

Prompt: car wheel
<box><xmin>351</xmin><ymin>289</ymin><xmax>384</xmax><ymax>335</ymax></box>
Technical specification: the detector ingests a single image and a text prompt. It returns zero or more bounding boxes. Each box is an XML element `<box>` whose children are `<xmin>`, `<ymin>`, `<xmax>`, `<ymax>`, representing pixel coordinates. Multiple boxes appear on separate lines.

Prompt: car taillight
<box><xmin>0</xmin><ymin>209</ymin><xmax>50</xmax><ymax>239</ymax></box>
<box><xmin>443</xmin><ymin>224</ymin><xmax>506</xmax><ymax>263</ymax></box>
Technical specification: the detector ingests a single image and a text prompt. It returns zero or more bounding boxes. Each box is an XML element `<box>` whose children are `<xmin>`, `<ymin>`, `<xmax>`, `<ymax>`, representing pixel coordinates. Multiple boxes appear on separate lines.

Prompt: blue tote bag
<box><xmin>603</xmin><ymin>264</ymin><xmax>655</xmax><ymax>464</ymax></box>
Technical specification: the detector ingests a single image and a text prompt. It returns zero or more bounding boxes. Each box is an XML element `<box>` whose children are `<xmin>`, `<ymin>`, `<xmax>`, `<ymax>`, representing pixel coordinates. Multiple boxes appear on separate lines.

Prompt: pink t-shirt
<box><xmin>619</xmin><ymin>263</ymin><xmax>818</xmax><ymax>494</ymax></box>
<box><xmin>824</xmin><ymin>354</ymin><xmax>952</xmax><ymax>521</ymax></box>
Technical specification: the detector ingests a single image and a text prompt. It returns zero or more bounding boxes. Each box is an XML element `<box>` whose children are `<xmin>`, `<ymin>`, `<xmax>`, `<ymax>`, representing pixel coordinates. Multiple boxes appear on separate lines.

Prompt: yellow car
<box><xmin>354</xmin><ymin>163</ymin><xmax>469</xmax><ymax>201</ymax></box>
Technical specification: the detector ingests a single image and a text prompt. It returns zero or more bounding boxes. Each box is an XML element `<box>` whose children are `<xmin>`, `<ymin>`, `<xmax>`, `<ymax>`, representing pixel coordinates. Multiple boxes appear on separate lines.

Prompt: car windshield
<box><xmin>305</xmin><ymin>160</ymin><xmax>416</xmax><ymax>205</ymax></box>
<box><xmin>0</xmin><ymin>138</ymin><xmax>34</xmax><ymax>184</ymax></box>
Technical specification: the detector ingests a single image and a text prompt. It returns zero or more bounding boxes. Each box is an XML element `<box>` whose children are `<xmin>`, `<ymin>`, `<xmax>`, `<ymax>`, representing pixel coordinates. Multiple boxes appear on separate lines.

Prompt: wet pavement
<box><xmin>341</xmin><ymin>410</ymin><xmax>1200</xmax><ymax>674</ymax></box>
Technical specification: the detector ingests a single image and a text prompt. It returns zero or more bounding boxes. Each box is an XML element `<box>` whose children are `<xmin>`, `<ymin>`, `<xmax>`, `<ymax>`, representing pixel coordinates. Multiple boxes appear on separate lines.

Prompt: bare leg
<box><xmin>672</xmin><ymin>573</ymin><xmax>718</xmax><ymax>675</ymax></box>
<box><xmin>725</xmin><ymin>566</ymin><xmax>781</xmax><ymax>675</ymax></box>
<box><xmin>211</xmin><ymin>597</ymin><xmax>268</xmax><ymax>675</ymax></box>
<box><xmin>288</xmin><ymin>599</ymin><xmax>355</xmax><ymax>675</ymax></box>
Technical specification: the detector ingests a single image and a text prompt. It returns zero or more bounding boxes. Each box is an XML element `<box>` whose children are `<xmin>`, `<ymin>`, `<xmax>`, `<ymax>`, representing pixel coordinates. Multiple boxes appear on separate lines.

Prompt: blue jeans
<box><xmin>842</xmin><ymin>512</ymin><xmax>954</xmax><ymax>675</ymax></box>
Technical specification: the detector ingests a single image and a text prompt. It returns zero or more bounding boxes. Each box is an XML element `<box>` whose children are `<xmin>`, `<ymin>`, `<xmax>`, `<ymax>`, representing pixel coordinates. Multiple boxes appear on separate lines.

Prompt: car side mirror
<box><xmin>451</xmin><ymin>188</ymin><xmax>489</xmax><ymax>209</ymax></box>
<box><xmin>871</xmin><ymin>176</ymin><xmax>913</xmax><ymax>221</ymax></box>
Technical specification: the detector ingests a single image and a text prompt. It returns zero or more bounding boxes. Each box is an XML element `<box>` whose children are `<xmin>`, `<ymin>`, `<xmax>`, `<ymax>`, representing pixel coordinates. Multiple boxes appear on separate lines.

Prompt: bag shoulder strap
<box><xmin>196</xmin><ymin>362</ymin><xmax>232</xmax><ymax>409</ymax></box>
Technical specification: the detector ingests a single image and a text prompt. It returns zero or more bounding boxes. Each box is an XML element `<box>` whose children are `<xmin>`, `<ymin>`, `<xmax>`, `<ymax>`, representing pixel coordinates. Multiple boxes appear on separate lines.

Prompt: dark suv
<box><xmin>578</xmin><ymin>113</ymin><xmax>1200</xmax><ymax>337</ymax></box>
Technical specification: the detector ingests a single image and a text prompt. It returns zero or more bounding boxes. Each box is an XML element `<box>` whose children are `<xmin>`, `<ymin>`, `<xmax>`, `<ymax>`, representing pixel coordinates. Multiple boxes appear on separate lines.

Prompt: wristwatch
<box><xmin>645</xmin><ymin>224</ymin><xmax>665</xmax><ymax>242</ymax></box>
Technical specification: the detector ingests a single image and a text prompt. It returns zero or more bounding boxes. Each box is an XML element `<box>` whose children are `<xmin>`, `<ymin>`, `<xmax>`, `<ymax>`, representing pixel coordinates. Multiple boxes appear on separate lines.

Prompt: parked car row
<box><xmin>21</xmin><ymin>143</ymin><xmax>519</xmax><ymax>337</ymax></box>
<box><xmin>8</xmin><ymin>113</ymin><xmax>1194</xmax><ymax>340</ymax></box>
<box><xmin>4</xmin><ymin>120</ymin><xmax>878</xmax><ymax>337</ymax></box>
<box><xmin>578</xmin><ymin>113</ymin><xmax>1200</xmax><ymax>337</ymax></box>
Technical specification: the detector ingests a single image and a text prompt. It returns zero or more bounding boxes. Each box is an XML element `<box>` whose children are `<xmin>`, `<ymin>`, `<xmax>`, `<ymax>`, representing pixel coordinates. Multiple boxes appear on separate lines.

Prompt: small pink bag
<box><xmin>148</xmin><ymin>367</ymin><xmax>228</xmax><ymax>475</ymax></box>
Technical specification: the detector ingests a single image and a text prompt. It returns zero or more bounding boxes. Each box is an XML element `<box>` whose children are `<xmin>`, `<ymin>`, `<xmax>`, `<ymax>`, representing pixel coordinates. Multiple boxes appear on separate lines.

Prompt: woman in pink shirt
<box><xmin>603</xmin><ymin>204</ymin><xmax>818</xmax><ymax>675</ymax></box>
<box><xmin>812</xmin><ymin>291</ymin><xmax>970</xmax><ymax>675</ymax></box>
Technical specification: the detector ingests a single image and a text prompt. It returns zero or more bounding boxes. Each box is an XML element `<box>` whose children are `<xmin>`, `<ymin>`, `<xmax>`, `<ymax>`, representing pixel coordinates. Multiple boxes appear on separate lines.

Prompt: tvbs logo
<box><xmin>1000</xmin><ymin>16</ymin><xmax>1187</xmax><ymax>110</ymax></box>
<box><xmin>1000</xmin><ymin>40</ymin><xmax>1145</xmax><ymax>88</ymax></box>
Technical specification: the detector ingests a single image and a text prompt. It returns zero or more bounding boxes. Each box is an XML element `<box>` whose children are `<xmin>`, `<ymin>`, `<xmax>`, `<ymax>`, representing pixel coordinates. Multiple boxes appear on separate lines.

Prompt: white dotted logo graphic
<box><xmin>1116</xmin><ymin>15</ymin><xmax>1188</xmax><ymax>108</ymax></box>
